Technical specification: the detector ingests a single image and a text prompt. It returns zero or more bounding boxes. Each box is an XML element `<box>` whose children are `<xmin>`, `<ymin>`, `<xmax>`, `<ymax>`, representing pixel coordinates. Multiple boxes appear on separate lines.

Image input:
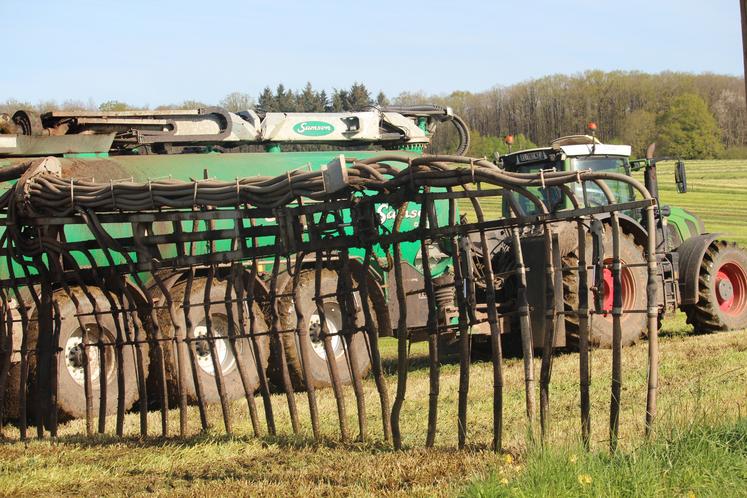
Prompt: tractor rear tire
<box><xmin>563</xmin><ymin>230</ymin><xmax>648</xmax><ymax>348</ymax></box>
<box><xmin>276</xmin><ymin>267</ymin><xmax>371</xmax><ymax>390</ymax></box>
<box><xmin>683</xmin><ymin>241</ymin><xmax>747</xmax><ymax>332</ymax></box>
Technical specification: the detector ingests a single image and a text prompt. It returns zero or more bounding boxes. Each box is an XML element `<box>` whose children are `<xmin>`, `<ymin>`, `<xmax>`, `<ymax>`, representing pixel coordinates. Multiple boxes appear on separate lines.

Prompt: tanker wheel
<box><xmin>276</xmin><ymin>267</ymin><xmax>371</xmax><ymax>390</ymax></box>
<box><xmin>683</xmin><ymin>241</ymin><xmax>747</xmax><ymax>332</ymax></box>
<box><xmin>563</xmin><ymin>230</ymin><xmax>648</xmax><ymax>348</ymax></box>
<box><xmin>28</xmin><ymin>286</ymin><xmax>148</xmax><ymax>420</ymax></box>
<box><xmin>160</xmin><ymin>276</ymin><xmax>270</xmax><ymax>404</ymax></box>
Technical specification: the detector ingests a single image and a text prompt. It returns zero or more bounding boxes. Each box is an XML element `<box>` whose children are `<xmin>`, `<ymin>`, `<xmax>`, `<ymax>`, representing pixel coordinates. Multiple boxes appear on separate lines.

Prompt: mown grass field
<box><xmin>652</xmin><ymin>159</ymin><xmax>747</xmax><ymax>246</ymax></box>
<box><xmin>0</xmin><ymin>159</ymin><xmax>745</xmax><ymax>497</ymax></box>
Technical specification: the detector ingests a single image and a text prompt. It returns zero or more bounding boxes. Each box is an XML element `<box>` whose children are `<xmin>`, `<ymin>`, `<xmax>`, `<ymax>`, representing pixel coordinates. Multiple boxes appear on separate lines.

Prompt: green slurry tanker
<box><xmin>0</xmin><ymin>105</ymin><xmax>745</xmax><ymax>427</ymax></box>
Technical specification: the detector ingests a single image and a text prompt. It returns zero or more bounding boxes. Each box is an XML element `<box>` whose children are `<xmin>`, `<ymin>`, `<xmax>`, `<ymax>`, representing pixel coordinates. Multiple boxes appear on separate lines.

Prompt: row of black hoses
<box><xmin>17</xmin><ymin>154</ymin><xmax>642</xmax><ymax>216</ymax></box>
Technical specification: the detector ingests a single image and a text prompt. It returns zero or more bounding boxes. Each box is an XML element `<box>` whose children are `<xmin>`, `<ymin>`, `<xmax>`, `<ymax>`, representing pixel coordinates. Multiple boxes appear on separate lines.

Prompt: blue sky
<box><xmin>1</xmin><ymin>0</ymin><xmax>742</xmax><ymax>106</ymax></box>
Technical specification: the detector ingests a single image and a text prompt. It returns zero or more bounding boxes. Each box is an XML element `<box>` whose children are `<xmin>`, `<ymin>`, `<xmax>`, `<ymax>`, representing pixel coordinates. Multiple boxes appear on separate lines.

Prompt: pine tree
<box><xmin>347</xmin><ymin>82</ymin><xmax>372</xmax><ymax>110</ymax></box>
<box><xmin>258</xmin><ymin>86</ymin><xmax>275</xmax><ymax>111</ymax></box>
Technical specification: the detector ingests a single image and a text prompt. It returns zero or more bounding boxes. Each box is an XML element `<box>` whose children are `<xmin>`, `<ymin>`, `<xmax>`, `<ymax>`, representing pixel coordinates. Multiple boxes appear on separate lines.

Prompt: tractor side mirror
<box><xmin>629</xmin><ymin>159</ymin><xmax>646</xmax><ymax>172</ymax></box>
<box><xmin>675</xmin><ymin>160</ymin><xmax>687</xmax><ymax>193</ymax></box>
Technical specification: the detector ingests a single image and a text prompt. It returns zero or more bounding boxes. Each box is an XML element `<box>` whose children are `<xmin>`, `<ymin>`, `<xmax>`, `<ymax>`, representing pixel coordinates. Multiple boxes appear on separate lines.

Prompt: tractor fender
<box><xmin>592</xmin><ymin>212</ymin><xmax>649</xmax><ymax>247</ymax></box>
<box><xmin>675</xmin><ymin>233</ymin><xmax>722</xmax><ymax>306</ymax></box>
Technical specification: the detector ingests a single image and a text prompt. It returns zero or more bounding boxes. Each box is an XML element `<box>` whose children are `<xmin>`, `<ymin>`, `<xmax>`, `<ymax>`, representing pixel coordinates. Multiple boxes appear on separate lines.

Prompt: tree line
<box><xmin>2</xmin><ymin>71</ymin><xmax>745</xmax><ymax>159</ymax></box>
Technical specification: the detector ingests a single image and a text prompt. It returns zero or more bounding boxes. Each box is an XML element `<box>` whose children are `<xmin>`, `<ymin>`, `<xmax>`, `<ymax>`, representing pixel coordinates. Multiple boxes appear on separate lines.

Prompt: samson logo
<box><xmin>292</xmin><ymin>121</ymin><xmax>334</xmax><ymax>136</ymax></box>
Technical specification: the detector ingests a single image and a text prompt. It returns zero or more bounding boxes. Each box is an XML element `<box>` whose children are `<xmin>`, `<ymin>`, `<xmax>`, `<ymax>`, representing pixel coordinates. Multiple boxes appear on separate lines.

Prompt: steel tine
<box><xmin>66</xmin><ymin>286</ymin><xmax>94</xmax><ymax>436</ymax></box>
<box><xmin>337</xmin><ymin>249</ymin><xmax>367</xmax><ymax>442</ymax></box>
<box><xmin>268</xmin><ymin>251</ymin><xmax>301</xmax><ymax>434</ymax></box>
<box><xmin>120</xmin><ymin>281</ymin><xmax>149</xmax><ymax>437</ymax></box>
<box><xmin>538</xmin><ymin>221</ymin><xmax>558</xmax><ymax>443</ymax></box>
<box><xmin>305</xmin><ymin>208</ymin><xmax>348</xmax><ymax>441</ymax></box>
<box><xmin>609</xmin><ymin>210</ymin><xmax>623</xmax><ymax>452</ymax></box>
<box><xmin>450</xmin><ymin>202</ymin><xmax>471</xmax><ymax>449</ymax></box>
<box><xmin>389</xmin><ymin>204</ymin><xmax>409</xmax><ymax>450</ymax></box>
<box><xmin>49</xmin><ymin>299</ymin><xmax>61</xmax><ymax>438</ymax></box>
<box><xmin>644</xmin><ymin>200</ymin><xmax>659</xmax><ymax>437</ymax></box>
<box><xmin>19</xmin><ymin>253</ymin><xmax>46</xmax><ymax>440</ymax></box>
<box><xmin>357</xmin><ymin>246</ymin><xmax>391</xmax><ymax>443</ymax></box>
<box><xmin>314</xmin><ymin>249</ymin><xmax>348</xmax><ymax>441</ymax></box>
<box><xmin>577</xmin><ymin>216</ymin><xmax>591</xmax><ymax>449</ymax></box>
<box><xmin>105</xmin><ymin>280</ymin><xmax>131</xmax><ymax>437</ymax></box>
<box><xmin>231</xmin><ymin>265</ymin><xmax>262</xmax><ymax>437</ymax></box>
<box><xmin>6</xmin><ymin>252</ymin><xmax>31</xmax><ymax>440</ymax></box>
<box><xmin>202</xmin><ymin>266</ymin><xmax>233</xmax><ymax>434</ymax></box>
<box><xmin>290</xmin><ymin>254</ymin><xmax>320</xmax><ymax>440</ymax></box>
<box><xmin>224</xmin><ymin>263</ymin><xmax>261</xmax><ymax>437</ymax></box>
<box><xmin>419</xmin><ymin>194</ymin><xmax>440</xmax><ymax>448</ymax></box>
<box><xmin>33</xmin><ymin>277</ymin><xmax>55</xmax><ymax>439</ymax></box>
<box><xmin>509</xmin><ymin>226</ymin><xmax>536</xmax><ymax>432</ymax></box>
<box><xmin>151</xmin><ymin>270</ymin><xmax>189</xmax><ymax>436</ymax></box>
<box><xmin>469</xmin><ymin>196</ymin><xmax>505</xmax><ymax>452</ymax></box>
<box><xmin>86</xmin><ymin>264</ymin><xmax>129</xmax><ymax>437</ymax></box>
<box><xmin>0</xmin><ymin>294</ymin><xmax>11</xmax><ymax>438</ymax></box>
<box><xmin>13</xmin><ymin>295</ymin><xmax>32</xmax><ymax>440</ymax></box>
<box><xmin>183</xmin><ymin>267</ymin><xmax>209</xmax><ymax>431</ymax></box>
<box><xmin>73</xmin><ymin>249</ymin><xmax>111</xmax><ymax>435</ymax></box>
<box><xmin>244</xmin><ymin>227</ymin><xmax>276</xmax><ymax>435</ymax></box>
<box><xmin>106</xmin><ymin>284</ymin><xmax>127</xmax><ymax>437</ymax></box>
<box><xmin>73</xmin><ymin>209</ymin><xmax>170</xmax><ymax>436</ymax></box>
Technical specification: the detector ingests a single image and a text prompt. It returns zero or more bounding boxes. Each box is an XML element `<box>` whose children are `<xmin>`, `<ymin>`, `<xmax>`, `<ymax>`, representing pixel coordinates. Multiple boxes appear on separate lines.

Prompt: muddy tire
<box><xmin>276</xmin><ymin>267</ymin><xmax>371</xmax><ymax>390</ymax></box>
<box><xmin>159</xmin><ymin>276</ymin><xmax>270</xmax><ymax>404</ymax></box>
<box><xmin>683</xmin><ymin>241</ymin><xmax>747</xmax><ymax>332</ymax></box>
<box><xmin>563</xmin><ymin>230</ymin><xmax>648</xmax><ymax>348</ymax></box>
<box><xmin>29</xmin><ymin>287</ymin><xmax>148</xmax><ymax>420</ymax></box>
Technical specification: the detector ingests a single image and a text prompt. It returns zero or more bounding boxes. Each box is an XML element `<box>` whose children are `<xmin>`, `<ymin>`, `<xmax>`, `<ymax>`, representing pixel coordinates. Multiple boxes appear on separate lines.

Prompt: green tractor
<box><xmin>493</xmin><ymin>132</ymin><xmax>747</xmax><ymax>349</ymax></box>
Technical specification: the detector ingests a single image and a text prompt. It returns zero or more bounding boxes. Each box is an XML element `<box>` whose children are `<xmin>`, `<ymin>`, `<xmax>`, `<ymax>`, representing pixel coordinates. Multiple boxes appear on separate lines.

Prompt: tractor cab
<box><xmin>499</xmin><ymin>134</ymin><xmax>635</xmax><ymax>217</ymax></box>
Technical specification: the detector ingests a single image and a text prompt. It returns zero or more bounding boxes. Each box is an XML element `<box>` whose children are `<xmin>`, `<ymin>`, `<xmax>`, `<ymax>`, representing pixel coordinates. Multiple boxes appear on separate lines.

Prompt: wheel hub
<box><xmin>64</xmin><ymin>327</ymin><xmax>105</xmax><ymax>386</ymax></box>
<box><xmin>715</xmin><ymin>262</ymin><xmax>747</xmax><ymax>315</ymax></box>
<box><xmin>193</xmin><ymin>315</ymin><xmax>237</xmax><ymax>376</ymax></box>
<box><xmin>308</xmin><ymin>302</ymin><xmax>344</xmax><ymax>360</ymax></box>
<box><xmin>601</xmin><ymin>259</ymin><xmax>636</xmax><ymax>319</ymax></box>
<box><xmin>716</xmin><ymin>275</ymin><xmax>734</xmax><ymax>303</ymax></box>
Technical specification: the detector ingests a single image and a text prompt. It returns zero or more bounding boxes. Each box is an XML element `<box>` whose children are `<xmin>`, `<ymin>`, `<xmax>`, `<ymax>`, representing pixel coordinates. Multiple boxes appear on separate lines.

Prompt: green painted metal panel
<box><xmin>0</xmin><ymin>150</ymin><xmax>452</xmax><ymax>296</ymax></box>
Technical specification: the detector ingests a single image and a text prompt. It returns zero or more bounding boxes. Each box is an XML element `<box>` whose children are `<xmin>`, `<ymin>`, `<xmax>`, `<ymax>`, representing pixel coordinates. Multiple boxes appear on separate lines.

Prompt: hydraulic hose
<box><xmin>383</xmin><ymin>104</ymin><xmax>471</xmax><ymax>156</ymax></box>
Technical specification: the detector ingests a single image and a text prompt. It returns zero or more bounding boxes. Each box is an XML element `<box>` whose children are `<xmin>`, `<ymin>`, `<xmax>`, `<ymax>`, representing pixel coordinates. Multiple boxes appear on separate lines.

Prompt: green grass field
<box><xmin>0</xmin><ymin>160</ymin><xmax>745</xmax><ymax>497</ymax></box>
<box><xmin>652</xmin><ymin>159</ymin><xmax>747</xmax><ymax>246</ymax></box>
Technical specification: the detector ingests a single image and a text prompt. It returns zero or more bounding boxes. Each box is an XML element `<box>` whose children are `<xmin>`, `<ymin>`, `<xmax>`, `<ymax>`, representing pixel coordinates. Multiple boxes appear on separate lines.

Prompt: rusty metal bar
<box><xmin>203</xmin><ymin>266</ymin><xmax>233</xmax><ymax>434</ymax></box>
<box><xmin>470</xmin><ymin>196</ymin><xmax>505</xmax><ymax>452</ymax></box>
<box><xmin>268</xmin><ymin>251</ymin><xmax>301</xmax><ymax>435</ymax></box>
<box><xmin>289</xmin><ymin>254</ymin><xmax>320</xmax><ymax>440</ymax></box>
<box><xmin>356</xmin><ymin>246</ymin><xmax>391</xmax><ymax>442</ymax></box>
<box><xmin>419</xmin><ymin>193</ymin><xmax>440</xmax><ymax>448</ymax></box>
<box><xmin>389</xmin><ymin>204</ymin><xmax>409</xmax><ymax>450</ymax></box>
<box><xmin>510</xmin><ymin>226</ymin><xmax>536</xmax><ymax>433</ymax></box>
<box><xmin>450</xmin><ymin>197</ymin><xmax>471</xmax><ymax>450</ymax></box>
<box><xmin>337</xmin><ymin>248</ymin><xmax>368</xmax><ymax>442</ymax></box>
<box><xmin>609</xmin><ymin>210</ymin><xmax>623</xmax><ymax>452</ymax></box>
<box><xmin>245</xmin><ymin>222</ymin><xmax>276</xmax><ymax>435</ymax></box>
<box><xmin>226</xmin><ymin>263</ymin><xmax>261</xmax><ymax>438</ymax></box>
<box><xmin>183</xmin><ymin>268</ymin><xmax>209</xmax><ymax>432</ymax></box>
<box><xmin>0</xmin><ymin>293</ymin><xmax>11</xmax><ymax>438</ymax></box>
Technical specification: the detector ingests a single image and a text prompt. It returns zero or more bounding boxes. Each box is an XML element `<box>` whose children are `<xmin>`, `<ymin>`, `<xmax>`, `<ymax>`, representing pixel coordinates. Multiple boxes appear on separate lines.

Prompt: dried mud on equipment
<box><xmin>0</xmin><ymin>154</ymin><xmax>659</xmax><ymax>452</ymax></box>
